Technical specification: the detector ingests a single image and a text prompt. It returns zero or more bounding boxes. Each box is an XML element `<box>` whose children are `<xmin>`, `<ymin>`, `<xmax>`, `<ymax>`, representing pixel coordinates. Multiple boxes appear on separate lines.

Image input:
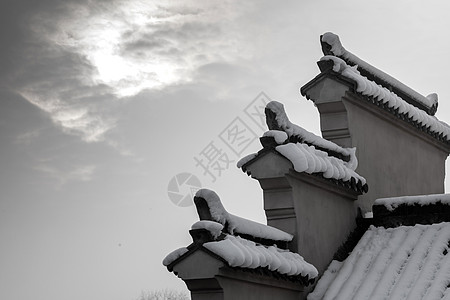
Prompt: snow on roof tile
<box><xmin>275</xmin><ymin>142</ymin><xmax>366</xmax><ymax>186</ymax></box>
<box><xmin>238</xmin><ymin>101</ymin><xmax>368</xmax><ymax>193</ymax></box>
<box><xmin>237</xmin><ymin>152</ymin><xmax>258</xmax><ymax>169</ymax></box>
<box><xmin>374</xmin><ymin>194</ymin><xmax>450</xmax><ymax>212</ymax></box>
<box><xmin>321</xmin><ymin>32</ymin><xmax>438</xmax><ymax>116</ymax></box>
<box><xmin>308</xmin><ymin>223</ymin><xmax>450</xmax><ymax>300</ymax></box>
<box><xmin>194</xmin><ymin>189</ymin><xmax>293</xmax><ymax>242</ymax></box>
<box><xmin>191</xmin><ymin>220</ymin><xmax>224</xmax><ymax>239</ymax></box>
<box><xmin>239</xmin><ymin>138</ymin><xmax>367</xmax><ymax>194</ymax></box>
<box><xmin>203</xmin><ymin>234</ymin><xmax>318</xmax><ymax>279</ymax></box>
<box><xmin>163</xmin><ymin>202</ymin><xmax>318</xmax><ymax>282</ymax></box>
<box><xmin>320</xmin><ymin>55</ymin><xmax>450</xmax><ymax>142</ymax></box>
<box><xmin>162</xmin><ymin>247</ymin><xmax>189</xmax><ymax>267</ymax></box>
<box><xmin>265</xmin><ymin>101</ymin><xmax>358</xmax><ymax>164</ymax></box>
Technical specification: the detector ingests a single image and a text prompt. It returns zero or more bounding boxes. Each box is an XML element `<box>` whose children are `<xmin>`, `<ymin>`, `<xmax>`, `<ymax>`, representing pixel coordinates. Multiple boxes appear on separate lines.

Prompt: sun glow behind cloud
<box><xmin>49</xmin><ymin>0</ymin><xmax>253</xmax><ymax>97</ymax></box>
<box><xmin>50</xmin><ymin>0</ymin><xmax>215</xmax><ymax>97</ymax></box>
<box><xmin>18</xmin><ymin>0</ymin><xmax>251</xmax><ymax>143</ymax></box>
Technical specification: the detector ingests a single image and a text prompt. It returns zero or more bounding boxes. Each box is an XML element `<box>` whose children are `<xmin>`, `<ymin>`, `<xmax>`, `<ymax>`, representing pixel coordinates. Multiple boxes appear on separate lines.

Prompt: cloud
<box><xmin>3</xmin><ymin>0</ymin><xmax>296</xmax><ymax>149</ymax></box>
<box><xmin>19</xmin><ymin>88</ymin><xmax>116</xmax><ymax>143</ymax></box>
<box><xmin>14</xmin><ymin>129</ymin><xmax>41</xmax><ymax>145</ymax></box>
<box><xmin>30</xmin><ymin>0</ymin><xmax>257</xmax><ymax>97</ymax></box>
<box><xmin>33</xmin><ymin>161</ymin><xmax>97</xmax><ymax>187</ymax></box>
<box><xmin>2</xmin><ymin>0</ymin><xmax>260</xmax><ymax>146</ymax></box>
<box><xmin>2</xmin><ymin>1</ymin><xmax>118</xmax><ymax>143</ymax></box>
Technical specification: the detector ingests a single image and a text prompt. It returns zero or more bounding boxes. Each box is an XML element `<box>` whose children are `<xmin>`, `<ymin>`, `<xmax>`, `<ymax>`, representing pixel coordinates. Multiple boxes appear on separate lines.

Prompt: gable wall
<box><xmin>303</xmin><ymin>75</ymin><xmax>449</xmax><ymax>214</ymax></box>
<box><xmin>342</xmin><ymin>94</ymin><xmax>447</xmax><ymax>212</ymax></box>
<box><xmin>254</xmin><ymin>167</ymin><xmax>358</xmax><ymax>275</ymax></box>
<box><xmin>287</xmin><ymin>173</ymin><xmax>357</xmax><ymax>274</ymax></box>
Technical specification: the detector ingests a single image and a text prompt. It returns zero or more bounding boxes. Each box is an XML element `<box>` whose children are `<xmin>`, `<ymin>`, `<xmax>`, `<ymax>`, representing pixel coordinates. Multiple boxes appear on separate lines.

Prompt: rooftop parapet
<box><xmin>320</xmin><ymin>32</ymin><xmax>438</xmax><ymax>115</ymax></box>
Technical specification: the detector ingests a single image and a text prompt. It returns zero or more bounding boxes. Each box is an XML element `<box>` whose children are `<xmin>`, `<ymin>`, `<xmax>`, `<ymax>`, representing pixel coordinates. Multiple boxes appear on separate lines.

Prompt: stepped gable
<box><xmin>163</xmin><ymin>33</ymin><xmax>450</xmax><ymax>300</ymax></box>
<box><xmin>238</xmin><ymin>101</ymin><xmax>368</xmax><ymax>194</ymax></box>
<box><xmin>163</xmin><ymin>189</ymin><xmax>318</xmax><ymax>285</ymax></box>
<box><xmin>320</xmin><ymin>32</ymin><xmax>438</xmax><ymax>116</ymax></box>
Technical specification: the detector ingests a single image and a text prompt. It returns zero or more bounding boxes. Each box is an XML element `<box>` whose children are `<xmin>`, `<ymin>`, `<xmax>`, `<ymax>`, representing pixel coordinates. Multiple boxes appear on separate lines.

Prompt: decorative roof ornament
<box><xmin>163</xmin><ymin>188</ymin><xmax>318</xmax><ymax>284</ymax></box>
<box><xmin>320</xmin><ymin>32</ymin><xmax>438</xmax><ymax>115</ymax></box>
<box><xmin>238</xmin><ymin>101</ymin><xmax>368</xmax><ymax>194</ymax></box>
<box><xmin>317</xmin><ymin>55</ymin><xmax>450</xmax><ymax>142</ymax></box>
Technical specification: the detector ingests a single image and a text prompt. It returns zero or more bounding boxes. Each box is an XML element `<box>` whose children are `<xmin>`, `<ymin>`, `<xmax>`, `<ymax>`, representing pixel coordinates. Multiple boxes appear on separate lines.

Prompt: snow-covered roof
<box><xmin>162</xmin><ymin>247</ymin><xmax>189</xmax><ymax>267</ymax></box>
<box><xmin>317</xmin><ymin>55</ymin><xmax>450</xmax><ymax>142</ymax></box>
<box><xmin>191</xmin><ymin>220</ymin><xmax>224</xmax><ymax>238</ymax></box>
<box><xmin>375</xmin><ymin>194</ymin><xmax>450</xmax><ymax>212</ymax></box>
<box><xmin>309</xmin><ymin>222</ymin><xmax>450</xmax><ymax>300</ymax></box>
<box><xmin>163</xmin><ymin>229</ymin><xmax>318</xmax><ymax>283</ymax></box>
<box><xmin>194</xmin><ymin>189</ymin><xmax>293</xmax><ymax>242</ymax></box>
<box><xmin>275</xmin><ymin>142</ymin><xmax>366</xmax><ymax>186</ymax></box>
<box><xmin>163</xmin><ymin>189</ymin><xmax>318</xmax><ymax>283</ymax></box>
<box><xmin>320</xmin><ymin>32</ymin><xmax>438</xmax><ymax>116</ymax></box>
<box><xmin>238</xmin><ymin>101</ymin><xmax>368</xmax><ymax>194</ymax></box>
<box><xmin>204</xmin><ymin>234</ymin><xmax>318</xmax><ymax>279</ymax></box>
<box><xmin>265</xmin><ymin>101</ymin><xmax>357</xmax><ymax>163</ymax></box>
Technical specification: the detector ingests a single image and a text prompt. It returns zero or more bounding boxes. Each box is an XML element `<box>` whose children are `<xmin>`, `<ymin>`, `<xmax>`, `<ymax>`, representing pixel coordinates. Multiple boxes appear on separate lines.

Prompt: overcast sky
<box><xmin>2</xmin><ymin>1</ymin><xmax>450</xmax><ymax>300</ymax></box>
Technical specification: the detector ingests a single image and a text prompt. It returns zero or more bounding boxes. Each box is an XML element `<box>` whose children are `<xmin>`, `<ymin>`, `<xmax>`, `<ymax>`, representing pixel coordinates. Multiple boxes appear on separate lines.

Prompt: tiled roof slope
<box><xmin>303</xmin><ymin>55</ymin><xmax>450</xmax><ymax>144</ymax></box>
<box><xmin>301</xmin><ymin>33</ymin><xmax>450</xmax><ymax>145</ymax></box>
<box><xmin>375</xmin><ymin>194</ymin><xmax>450</xmax><ymax>212</ymax></box>
<box><xmin>203</xmin><ymin>233</ymin><xmax>318</xmax><ymax>280</ymax></box>
<box><xmin>264</xmin><ymin>101</ymin><xmax>356</xmax><ymax>162</ymax></box>
<box><xmin>238</xmin><ymin>101</ymin><xmax>368</xmax><ymax>194</ymax></box>
<box><xmin>163</xmin><ymin>189</ymin><xmax>318</xmax><ymax>284</ymax></box>
<box><xmin>308</xmin><ymin>222</ymin><xmax>450</xmax><ymax>300</ymax></box>
<box><xmin>320</xmin><ymin>32</ymin><xmax>438</xmax><ymax>116</ymax></box>
<box><xmin>372</xmin><ymin>194</ymin><xmax>450</xmax><ymax>228</ymax></box>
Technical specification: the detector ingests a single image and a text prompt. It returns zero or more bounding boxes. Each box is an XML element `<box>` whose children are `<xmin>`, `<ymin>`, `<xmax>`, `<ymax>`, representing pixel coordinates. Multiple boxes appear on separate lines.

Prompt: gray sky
<box><xmin>2</xmin><ymin>1</ymin><xmax>450</xmax><ymax>299</ymax></box>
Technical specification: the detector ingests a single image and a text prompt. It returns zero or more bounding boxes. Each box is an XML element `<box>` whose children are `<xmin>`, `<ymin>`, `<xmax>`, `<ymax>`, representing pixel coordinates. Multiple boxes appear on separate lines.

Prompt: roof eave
<box><xmin>300</xmin><ymin>64</ymin><xmax>450</xmax><ymax>150</ymax></box>
<box><xmin>300</xmin><ymin>62</ymin><xmax>357</xmax><ymax>100</ymax></box>
<box><xmin>241</xmin><ymin>146</ymin><xmax>368</xmax><ymax>195</ymax></box>
<box><xmin>320</xmin><ymin>34</ymin><xmax>438</xmax><ymax>116</ymax></box>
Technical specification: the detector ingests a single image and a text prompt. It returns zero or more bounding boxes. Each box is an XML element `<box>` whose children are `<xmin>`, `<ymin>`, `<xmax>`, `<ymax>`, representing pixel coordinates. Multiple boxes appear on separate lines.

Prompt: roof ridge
<box><xmin>320</xmin><ymin>32</ymin><xmax>438</xmax><ymax>116</ymax></box>
<box><xmin>238</xmin><ymin>101</ymin><xmax>368</xmax><ymax>194</ymax></box>
<box><xmin>318</xmin><ymin>55</ymin><xmax>450</xmax><ymax>143</ymax></box>
<box><xmin>203</xmin><ymin>234</ymin><xmax>318</xmax><ymax>280</ymax></box>
<box><xmin>265</xmin><ymin>100</ymin><xmax>358</xmax><ymax>165</ymax></box>
<box><xmin>194</xmin><ymin>189</ymin><xmax>293</xmax><ymax>244</ymax></box>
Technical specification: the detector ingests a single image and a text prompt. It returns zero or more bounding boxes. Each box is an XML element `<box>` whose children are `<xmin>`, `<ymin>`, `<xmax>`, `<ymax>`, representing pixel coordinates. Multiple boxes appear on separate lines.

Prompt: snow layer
<box><xmin>364</xmin><ymin>212</ymin><xmax>373</xmax><ymax>219</ymax></box>
<box><xmin>162</xmin><ymin>247</ymin><xmax>189</xmax><ymax>266</ymax></box>
<box><xmin>263</xmin><ymin>130</ymin><xmax>288</xmax><ymax>144</ymax></box>
<box><xmin>191</xmin><ymin>220</ymin><xmax>224</xmax><ymax>239</ymax></box>
<box><xmin>236</xmin><ymin>153</ymin><xmax>257</xmax><ymax>168</ymax></box>
<box><xmin>308</xmin><ymin>260</ymin><xmax>343</xmax><ymax>300</ymax></box>
<box><xmin>275</xmin><ymin>143</ymin><xmax>366</xmax><ymax>185</ymax></box>
<box><xmin>375</xmin><ymin>194</ymin><xmax>450</xmax><ymax>211</ymax></box>
<box><xmin>320</xmin><ymin>55</ymin><xmax>450</xmax><ymax>140</ymax></box>
<box><xmin>321</xmin><ymin>32</ymin><xmax>438</xmax><ymax>111</ymax></box>
<box><xmin>266</xmin><ymin>101</ymin><xmax>358</xmax><ymax>170</ymax></box>
<box><xmin>203</xmin><ymin>234</ymin><xmax>318</xmax><ymax>279</ymax></box>
<box><xmin>195</xmin><ymin>189</ymin><xmax>293</xmax><ymax>242</ymax></box>
<box><xmin>309</xmin><ymin>223</ymin><xmax>450</xmax><ymax>300</ymax></box>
